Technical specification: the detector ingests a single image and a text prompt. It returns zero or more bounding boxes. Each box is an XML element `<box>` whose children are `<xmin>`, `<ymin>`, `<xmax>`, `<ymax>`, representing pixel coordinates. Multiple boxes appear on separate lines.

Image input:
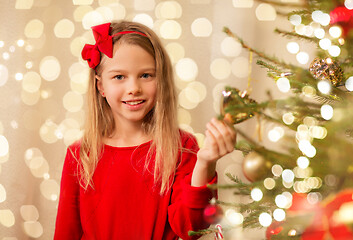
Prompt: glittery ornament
<box><xmin>242</xmin><ymin>151</ymin><xmax>272</xmax><ymax>182</ymax></box>
<box><xmin>309</xmin><ymin>57</ymin><xmax>343</xmax><ymax>86</ymax></box>
<box><xmin>221</xmin><ymin>86</ymin><xmax>257</xmax><ymax>124</ymax></box>
<box><xmin>203</xmin><ymin>198</ymin><xmax>224</xmax><ymax>224</ymax></box>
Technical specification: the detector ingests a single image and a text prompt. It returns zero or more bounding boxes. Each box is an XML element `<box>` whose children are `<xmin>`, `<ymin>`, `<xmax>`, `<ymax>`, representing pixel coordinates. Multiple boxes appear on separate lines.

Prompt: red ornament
<box><xmin>266</xmin><ymin>221</ymin><xmax>284</xmax><ymax>239</ymax></box>
<box><xmin>285</xmin><ymin>191</ymin><xmax>353</xmax><ymax>240</ymax></box>
<box><xmin>330</xmin><ymin>6</ymin><xmax>353</xmax><ymax>37</ymax></box>
<box><xmin>203</xmin><ymin>203</ymin><xmax>223</xmax><ymax>224</ymax></box>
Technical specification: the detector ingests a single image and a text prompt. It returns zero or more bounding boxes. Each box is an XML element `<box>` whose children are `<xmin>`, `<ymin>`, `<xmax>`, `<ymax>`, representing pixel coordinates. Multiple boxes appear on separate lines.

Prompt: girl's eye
<box><xmin>141</xmin><ymin>73</ymin><xmax>152</xmax><ymax>79</ymax></box>
<box><xmin>114</xmin><ymin>75</ymin><xmax>124</xmax><ymax>80</ymax></box>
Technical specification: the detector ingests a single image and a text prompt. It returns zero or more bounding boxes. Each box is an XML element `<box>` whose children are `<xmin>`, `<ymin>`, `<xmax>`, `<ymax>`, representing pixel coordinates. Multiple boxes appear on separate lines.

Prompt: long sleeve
<box><xmin>54</xmin><ymin>146</ymin><xmax>83</xmax><ymax>240</ymax></box>
<box><xmin>167</xmin><ymin>133</ymin><xmax>217</xmax><ymax>240</ymax></box>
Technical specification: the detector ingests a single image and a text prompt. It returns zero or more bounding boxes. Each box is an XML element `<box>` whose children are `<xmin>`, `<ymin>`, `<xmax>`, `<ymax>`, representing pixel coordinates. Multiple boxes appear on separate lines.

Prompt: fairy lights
<box><xmin>317</xmin><ymin>80</ymin><xmax>331</xmax><ymax>94</ymax></box>
<box><xmin>321</xmin><ymin>104</ymin><xmax>333</xmax><ymax>120</ymax></box>
<box><xmin>251</xmin><ymin>188</ymin><xmax>263</xmax><ymax>201</ymax></box>
<box><xmin>273</xmin><ymin>209</ymin><xmax>286</xmax><ymax>221</ymax></box>
<box><xmin>276</xmin><ymin>77</ymin><xmax>290</xmax><ymax>92</ymax></box>
<box><xmin>259</xmin><ymin>213</ymin><xmax>272</xmax><ymax>227</ymax></box>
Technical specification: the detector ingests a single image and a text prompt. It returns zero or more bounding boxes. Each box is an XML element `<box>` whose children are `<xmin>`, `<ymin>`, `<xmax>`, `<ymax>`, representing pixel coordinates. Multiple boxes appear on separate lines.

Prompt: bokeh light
<box><xmin>0</xmin><ymin>64</ymin><xmax>9</xmax><ymax>87</ymax></box>
<box><xmin>24</xmin><ymin>19</ymin><xmax>44</xmax><ymax>38</ymax></box>
<box><xmin>286</xmin><ymin>42</ymin><xmax>299</xmax><ymax>54</ymax></box>
<box><xmin>232</xmin><ymin>0</ymin><xmax>254</xmax><ymax>8</ymax></box>
<box><xmin>317</xmin><ymin>80</ymin><xmax>331</xmax><ymax>94</ymax></box>
<box><xmin>345</xmin><ymin>0</ymin><xmax>353</xmax><ymax>9</ymax></box>
<box><xmin>255</xmin><ymin>4</ymin><xmax>276</xmax><ymax>21</ymax></box>
<box><xmin>314</xmin><ymin>28</ymin><xmax>325</xmax><ymax>39</ymax></box>
<box><xmin>329</xmin><ymin>26</ymin><xmax>342</xmax><ymax>38</ymax></box>
<box><xmin>54</xmin><ymin>19</ymin><xmax>75</xmax><ymax>38</ymax></box>
<box><xmin>40</xmin><ymin>179</ymin><xmax>60</xmax><ymax>201</ymax></box>
<box><xmin>321</xmin><ymin>104</ymin><xmax>333</xmax><ymax>120</ymax></box>
<box><xmin>133</xmin><ymin>14</ymin><xmax>154</xmax><ymax>29</ymax></box>
<box><xmin>23</xmin><ymin>221</ymin><xmax>43</xmax><ymax>238</ymax></box>
<box><xmin>175</xmin><ymin>58</ymin><xmax>198</xmax><ymax>81</ymax></box>
<box><xmin>276</xmin><ymin>77</ymin><xmax>290</xmax><ymax>93</ymax></box>
<box><xmin>210</xmin><ymin>58</ymin><xmax>231</xmax><ymax>80</ymax></box>
<box><xmin>259</xmin><ymin>212</ymin><xmax>272</xmax><ymax>227</ymax></box>
<box><xmin>134</xmin><ymin>0</ymin><xmax>155</xmax><ymax>11</ymax></box>
<box><xmin>251</xmin><ymin>188</ymin><xmax>263</xmax><ymax>201</ymax></box>
<box><xmin>272</xmin><ymin>164</ymin><xmax>283</xmax><ymax>177</ymax></box>
<box><xmin>273</xmin><ymin>209</ymin><xmax>286</xmax><ymax>221</ymax></box>
<box><xmin>20</xmin><ymin>205</ymin><xmax>39</xmax><ymax>221</ymax></box>
<box><xmin>155</xmin><ymin>1</ymin><xmax>182</xmax><ymax>19</ymax></box>
<box><xmin>0</xmin><ymin>184</ymin><xmax>6</xmax><ymax>203</ymax></box>
<box><xmin>231</xmin><ymin>56</ymin><xmax>248</xmax><ymax>78</ymax></box>
<box><xmin>264</xmin><ymin>178</ymin><xmax>276</xmax><ymax>190</ymax></box>
<box><xmin>221</xmin><ymin>37</ymin><xmax>242</xmax><ymax>57</ymax></box>
<box><xmin>73</xmin><ymin>0</ymin><xmax>94</xmax><ymax>5</ymax></box>
<box><xmin>346</xmin><ymin>76</ymin><xmax>353</xmax><ymax>91</ymax></box>
<box><xmin>289</xmin><ymin>14</ymin><xmax>301</xmax><ymax>26</ymax></box>
<box><xmin>40</xmin><ymin>56</ymin><xmax>61</xmax><ymax>81</ymax></box>
<box><xmin>74</xmin><ymin>6</ymin><xmax>93</xmax><ymax>22</ymax></box>
<box><xmin>282</xmin><ymin>112</ymin><xmax>295</xmax><ymax>125</ymax></box>
<box><xmin>82</xmin><ymin>10</ymin><xmax>105</xmax><ymax>29</ymax></box>
<box><xmin>160</xmin><ymin>20</ymin><xmax>182</xmax><ymax>39</ymax></box>
<box><xmin>296</xmin><ymin>52</ymin><xmax>309</xmax><ymax>64</ymax></box>
<box><xmin>0</xmin><ymin>209</ymin><xmax>15</xmax><ymax>227</ymax></box>
<box><xmin>0</xmin><ymin>135</ymin><xmax>9</xmax><ymax>157</ymax></box>
<box><xmin>15</xmin><ymin>0</ymin><xmax>34</xmax><ymax>9</ymax></box>
<box><xmin>22</xmin><ymin>72</ymin><xmax>41</xmax><ymax>93</ymax></box>
<box><xmin>297</xmin><ymin>156</ymin><xmax>309</xmax><ymax>169</ymax></box>
<box><xmin>328</xmin><ymin>45</ymin><xmax>341</xmax><ymax>57</ymax></box>
<box><xmin>191</xmin><ymin>18</ymin><xmax>212</xmax><ymax>37</ymax></box>
<box><xmin>225</xmin><ymin>209</ymin><xmax>244</xmax><ymax>226</ymax></box>
<box><xmin>165</xmin><ymin>42</ymin><xmax>185</xmax><ymax>63</ymax></box>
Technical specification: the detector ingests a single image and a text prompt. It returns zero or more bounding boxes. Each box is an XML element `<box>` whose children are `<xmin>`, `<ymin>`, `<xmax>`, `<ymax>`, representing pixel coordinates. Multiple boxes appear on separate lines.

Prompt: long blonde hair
<box><xmin>79</xmin><ymin>21</ymin><xmax>181</xmax><ymax>195</ymax></box>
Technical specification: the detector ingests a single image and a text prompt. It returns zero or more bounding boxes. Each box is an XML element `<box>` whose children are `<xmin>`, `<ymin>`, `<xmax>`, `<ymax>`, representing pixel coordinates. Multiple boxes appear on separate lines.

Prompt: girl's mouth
<box><xmin>123</xmin><ymin>100</ymin><xmax>146</xmax><ymax>106</ymax></box>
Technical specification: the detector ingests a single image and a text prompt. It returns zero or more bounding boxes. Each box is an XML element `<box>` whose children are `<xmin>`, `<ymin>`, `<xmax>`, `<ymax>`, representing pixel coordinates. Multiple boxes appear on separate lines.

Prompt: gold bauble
<box><xmin>242</xmin><ymin>151</ymin><xmax>272</xmax><ymax>182</ymax></box>
<box><xmin>220</xmin><ymin>86</ymin><xmax>257</xmax><ymax>124</ymax></box>
<box><xmin>309</xmin><ymin>57</ymin><xmax>343</xmax><ymax>86</ymax></box>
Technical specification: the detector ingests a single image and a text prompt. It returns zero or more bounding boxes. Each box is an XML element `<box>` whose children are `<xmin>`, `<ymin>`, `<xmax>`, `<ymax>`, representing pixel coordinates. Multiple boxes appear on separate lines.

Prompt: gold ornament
<box><xmin>220</xmin><ymin>86</ymin><xmax>257</xmax><ymax>124</ymax></box>
<box><xmin>309</xmin><ymin>57</ymin><xmax>343</xmax><ymax>86</ymax></box>
<box><xmin>242</xmin><ymin>151</ymin><xmax>272</xmax><ymax>182</ymax></box>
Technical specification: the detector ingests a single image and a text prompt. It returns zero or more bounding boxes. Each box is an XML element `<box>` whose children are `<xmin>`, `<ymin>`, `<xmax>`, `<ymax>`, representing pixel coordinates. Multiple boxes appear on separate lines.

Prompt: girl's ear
<box><xmin>96</xmin><ymin>75</ymin><xmax>104</xmax><ymax>96</ymax></box>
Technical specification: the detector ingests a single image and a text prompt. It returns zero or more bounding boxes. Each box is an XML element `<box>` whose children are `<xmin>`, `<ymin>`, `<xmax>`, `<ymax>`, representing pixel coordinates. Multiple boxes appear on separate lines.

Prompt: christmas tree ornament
<box><xmin>214</xmin><ymin>224</ymin><xmax>224</xmax><ymax>240</ymax></box>
<box><xmin>285</xmin><ymin>191</ymin><xmax>353</xmax><ymax>240</ymax></box>
<box><xmin>266</xmin><ymin>221</ymin><xmax>283</xmax><ymax>239</ymax></box>
<box><xmin>204</xmin><ymin>198</ymin><xmax>224</xmax><ymax>224</ymax></box>
<box><xmin>242</xmin><ymin>151</ymin><xmax>272</xmax><ymax>182</ymax></box>
<box><xmin>309</xmin><ymin>57</ymin><xmax>343</xmax><ymax>87</ymax></box>
<box><xmin>330</xmin><ymin>6</ymin><xmax>353</xmax><ymax>37</ymax></box>
<box><xmin>220</xmin><ymin>86</ymin><xmax>257</xmax><ymax>124</ymax></box>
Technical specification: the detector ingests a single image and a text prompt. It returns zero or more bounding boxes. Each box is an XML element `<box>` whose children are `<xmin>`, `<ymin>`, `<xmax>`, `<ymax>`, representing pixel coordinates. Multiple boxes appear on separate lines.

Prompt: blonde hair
<box><xmin>79</xmin><ymin>21</ymin><xmax>181</xmax><ymax>195</ymax></box>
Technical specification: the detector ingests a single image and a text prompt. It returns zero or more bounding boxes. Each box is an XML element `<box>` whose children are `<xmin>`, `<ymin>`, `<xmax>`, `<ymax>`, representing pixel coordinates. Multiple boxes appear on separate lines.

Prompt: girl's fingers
<box><xmin>210</xmin><ymin>118</ymin><xmax>236</xmax><ymax>153</ymax></box>
<box><xmin>207</xmin><ymin>119</ymin><xmax>228</xmax><ymax>156</ymax></box>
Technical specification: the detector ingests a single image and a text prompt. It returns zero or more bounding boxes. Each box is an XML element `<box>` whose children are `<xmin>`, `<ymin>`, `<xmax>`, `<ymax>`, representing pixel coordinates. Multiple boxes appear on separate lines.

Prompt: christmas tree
<box><xmin>191</xmin><ymin>0</ymin><xmax>353</xmax><ymax>239</ymax></box>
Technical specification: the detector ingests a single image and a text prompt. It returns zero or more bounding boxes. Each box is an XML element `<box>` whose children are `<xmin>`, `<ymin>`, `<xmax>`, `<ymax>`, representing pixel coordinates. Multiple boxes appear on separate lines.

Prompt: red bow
<box><xmin>81</xmin><ymin>23</ymin><xmax>148</xmax><ymax>69</ymax></box>
<box><xmin>81</xmin><ymin>23</ymin><xmax>114</xmax><ymax>69</ymax></box>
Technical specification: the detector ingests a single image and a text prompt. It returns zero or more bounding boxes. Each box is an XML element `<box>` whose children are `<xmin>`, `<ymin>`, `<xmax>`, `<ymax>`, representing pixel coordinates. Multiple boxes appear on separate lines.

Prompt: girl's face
<box><xmin>96</xmin><ymin>42</ymin><xmax>157</xmax><ymax>127</ymax></box>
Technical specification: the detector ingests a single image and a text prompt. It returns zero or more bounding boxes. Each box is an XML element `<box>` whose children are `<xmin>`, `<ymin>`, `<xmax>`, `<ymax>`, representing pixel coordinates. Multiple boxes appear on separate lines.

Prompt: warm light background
<box><xmin>0</xmin><ymin>0</ymin><xmax>309</xmax><ymax>239</ymax></box>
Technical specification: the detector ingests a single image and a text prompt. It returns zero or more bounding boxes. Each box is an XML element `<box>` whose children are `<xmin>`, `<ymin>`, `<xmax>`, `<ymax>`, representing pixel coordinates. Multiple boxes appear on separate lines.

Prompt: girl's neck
<box><xmin>104</xmin><ymin>126</ymin><xmax>152</xmax><ymax>147</ymax></box>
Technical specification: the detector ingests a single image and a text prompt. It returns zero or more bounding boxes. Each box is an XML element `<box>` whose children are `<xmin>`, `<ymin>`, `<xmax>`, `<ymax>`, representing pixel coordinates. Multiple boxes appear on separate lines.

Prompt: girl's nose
<box><xmin>128</xmin><ymin>78</ymin><xmax>142</xmax><ymax>95</ymax></box>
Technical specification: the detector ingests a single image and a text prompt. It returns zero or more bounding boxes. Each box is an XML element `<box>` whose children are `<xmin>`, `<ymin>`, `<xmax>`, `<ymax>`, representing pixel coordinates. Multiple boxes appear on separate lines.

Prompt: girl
<box><xmin>54</xmin><ymin>21</ymin><xmax>236</xmax><ymax>240</ymax></box>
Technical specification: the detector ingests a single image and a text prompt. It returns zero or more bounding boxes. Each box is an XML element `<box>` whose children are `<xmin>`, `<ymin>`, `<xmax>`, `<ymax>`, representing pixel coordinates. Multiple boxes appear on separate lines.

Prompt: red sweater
<box><xmin>54</xmin><ymin>131</ymin><xmax>217</xmax><ymax>240</ymax></box>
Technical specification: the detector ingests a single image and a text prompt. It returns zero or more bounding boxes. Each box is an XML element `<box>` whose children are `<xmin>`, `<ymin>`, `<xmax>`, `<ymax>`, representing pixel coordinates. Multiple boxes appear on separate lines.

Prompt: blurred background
<box><xmin>0</xmin><ymin>0</ymin><xmax>308</xmax><ymax>239</ymax></box>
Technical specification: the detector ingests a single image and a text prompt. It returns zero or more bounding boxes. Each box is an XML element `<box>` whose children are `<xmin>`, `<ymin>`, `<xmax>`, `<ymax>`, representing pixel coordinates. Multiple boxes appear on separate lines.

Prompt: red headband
<box><xmin>81</xmin><ymin>23</ymin><xmax>147</xmax><ymax>69</ymax></box>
